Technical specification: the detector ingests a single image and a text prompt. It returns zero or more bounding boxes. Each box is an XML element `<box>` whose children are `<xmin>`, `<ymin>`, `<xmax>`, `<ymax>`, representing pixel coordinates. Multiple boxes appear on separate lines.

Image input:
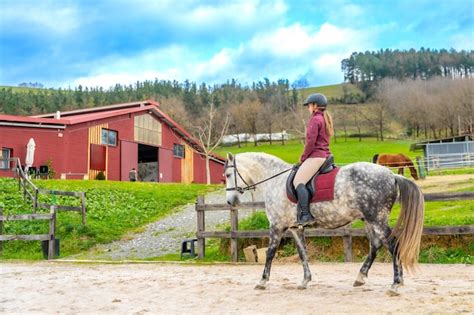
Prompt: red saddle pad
<box><xmin>287</xmin><ymin>168</ymin><xmax>340</xmax><ymax>203</ymax></box>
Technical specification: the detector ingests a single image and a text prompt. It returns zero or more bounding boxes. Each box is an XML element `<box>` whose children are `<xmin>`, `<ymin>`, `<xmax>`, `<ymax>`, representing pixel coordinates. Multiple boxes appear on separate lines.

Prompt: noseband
<box><xmin>225</xmin><ymin>158</ymin><xmax>294</xmax><ymax>194</ymax></box>
<box><xmin>225</xmin><ymin>158</ymin><xmax>253</xmax><ymax>194</ymax></box>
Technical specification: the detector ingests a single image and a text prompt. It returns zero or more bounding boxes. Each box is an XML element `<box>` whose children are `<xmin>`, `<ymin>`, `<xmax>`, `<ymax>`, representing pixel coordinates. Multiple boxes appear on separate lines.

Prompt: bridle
<box><xmin>225</xmin><ymin>158</ymin><xmax>294</xmax><ymax>194</ymax></box>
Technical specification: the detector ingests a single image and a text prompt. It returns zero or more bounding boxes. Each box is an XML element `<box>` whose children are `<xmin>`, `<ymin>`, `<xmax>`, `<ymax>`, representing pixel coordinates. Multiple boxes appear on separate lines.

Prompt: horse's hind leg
<box><xmin>255</xmin><ymin>226</ymin><xmax>284</xmax><ymax>290</ymax></box>
<box><xmin>387</xmin><ymin>234</ymin><xmax>404</xmax><ymax>294</ymax></box>
<box><xmin>354</xmin><ymin>223</ymin><xmax>383</xmax><ymax>287</ymax></box>
<box><xmin>358</xmin><ymin>221</ymin><xmax>404</xmax><ymax>293</ymax></box>
<box><xmin>289</xmin><ymin>227</ymin><xmax>312</xmax><ymax>290</ymax></box>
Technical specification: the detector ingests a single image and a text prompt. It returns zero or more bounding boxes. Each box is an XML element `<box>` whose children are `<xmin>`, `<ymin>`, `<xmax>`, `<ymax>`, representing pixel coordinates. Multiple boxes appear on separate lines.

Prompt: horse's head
<box><xmin>224</xmin><ymin>152</ymin><xmax>252</xmax><ymax>206</ymax></box>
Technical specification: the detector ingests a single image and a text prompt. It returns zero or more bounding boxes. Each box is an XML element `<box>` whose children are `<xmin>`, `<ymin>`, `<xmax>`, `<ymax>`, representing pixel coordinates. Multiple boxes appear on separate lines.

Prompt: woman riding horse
<box><xmin>293</xmin><ymin>93</ymin><xmax>334</xmax><ymax>226</ymax></box>
<box><xmin>225</xmin><ymin>152</ymin><xmax>424</xmax><ymax>294</ymax></box>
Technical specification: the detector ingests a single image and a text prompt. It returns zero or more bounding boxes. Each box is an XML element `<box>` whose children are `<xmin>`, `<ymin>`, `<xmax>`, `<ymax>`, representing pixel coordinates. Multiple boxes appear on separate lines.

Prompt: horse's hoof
<box><xmin>386</xmin><ymin>284</ymin><xmax>401</xmax><ymax>296</ymax></box>
<box><xmin>386</xmin><ymin>289</ymin><xmax>400</xmax><ymax>297</ymax></box>
<box><xmin>353</xmin><ymin>273</ymin><xmax>367</xmax><ymax>287</ymax></box>
<box><xmin>254</xmin><ymin>284</ymin><xmax>266</xmax><ymax>290</ymax></box>
<box><xmin>297</xmin><ymin>280</ymin><xmax>309</xmax><ymax>290</ymax></box>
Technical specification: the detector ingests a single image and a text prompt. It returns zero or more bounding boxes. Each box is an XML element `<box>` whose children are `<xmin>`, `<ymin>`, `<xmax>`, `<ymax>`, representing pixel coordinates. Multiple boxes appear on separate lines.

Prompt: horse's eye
<box><xmin>226</xmin><ymin>174</ymin><xmax>231</xmax><ymax>178</ymax></box>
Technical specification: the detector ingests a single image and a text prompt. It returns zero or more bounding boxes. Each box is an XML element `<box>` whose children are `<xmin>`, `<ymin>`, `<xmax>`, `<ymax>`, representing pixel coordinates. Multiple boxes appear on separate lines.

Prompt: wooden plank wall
<box><xmin>88</xmin><ymin>124</ymin><xmax>108</xmax><ymax>180</ymax></box>
<box><xmin>181</xmin><ymin>144</ymin><xmax>194</xmax><ymax>183</ymax></box>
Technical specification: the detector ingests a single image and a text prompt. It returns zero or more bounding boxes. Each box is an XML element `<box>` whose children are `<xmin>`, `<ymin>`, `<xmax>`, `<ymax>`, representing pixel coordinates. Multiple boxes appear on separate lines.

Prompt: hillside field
<box><xmin>216</xmin><ymin>137</ymin><xmax>416</xmax><ymax>165</ymax></box>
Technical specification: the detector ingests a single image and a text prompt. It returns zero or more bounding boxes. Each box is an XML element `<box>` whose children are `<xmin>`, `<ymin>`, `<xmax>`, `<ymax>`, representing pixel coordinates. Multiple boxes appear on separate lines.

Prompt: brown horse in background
<box><xmin>373</xmin><ymin>153</ymin><xmax>419</xmax><ymax>180</ymax></box>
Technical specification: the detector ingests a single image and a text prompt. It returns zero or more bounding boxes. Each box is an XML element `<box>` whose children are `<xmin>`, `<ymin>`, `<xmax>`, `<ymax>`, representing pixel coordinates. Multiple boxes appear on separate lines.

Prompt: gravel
<box><xmin>70</xmin><ymin>189</ymin><xmax>264</xmax><ymax>260</ymax></box>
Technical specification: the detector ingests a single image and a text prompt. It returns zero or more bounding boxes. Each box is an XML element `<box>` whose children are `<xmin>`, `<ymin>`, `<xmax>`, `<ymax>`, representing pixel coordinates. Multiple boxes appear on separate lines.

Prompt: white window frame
<box><xmin>101</xmin><ymin>129</ymin><xmax>118</xmax><ymax>146</ymax></box>
<box><xmin>0</xmin><ymin>148</ymin><xmax>12</xmax><ymax>170</ymax></box>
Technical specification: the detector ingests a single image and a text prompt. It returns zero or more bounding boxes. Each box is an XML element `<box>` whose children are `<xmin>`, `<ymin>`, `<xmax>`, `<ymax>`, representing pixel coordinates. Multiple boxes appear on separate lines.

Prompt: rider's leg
<box><xmin>293</xmin><ymin>157</ymin><xmax>325</xmax><ymax>225</ymax></box>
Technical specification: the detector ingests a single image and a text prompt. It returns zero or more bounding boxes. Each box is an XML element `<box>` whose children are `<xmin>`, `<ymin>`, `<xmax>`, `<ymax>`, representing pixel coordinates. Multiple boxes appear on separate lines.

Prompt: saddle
<box><xmin>286</xmin><ymin>155</ymin><xmax>339</xmax><ymax>203</ymax></box>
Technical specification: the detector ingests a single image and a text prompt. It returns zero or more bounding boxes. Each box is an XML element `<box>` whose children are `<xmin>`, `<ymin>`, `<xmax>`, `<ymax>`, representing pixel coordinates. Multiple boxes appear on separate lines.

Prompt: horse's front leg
<box><xmin>289</xmin><ymin>227</ymin><xmax>312</xmax><ymax>289</ymax></box>
<box><xmin>255</xmin><ymin>226</ymin><xmax>284</xmax><ymax>290</ymax></box>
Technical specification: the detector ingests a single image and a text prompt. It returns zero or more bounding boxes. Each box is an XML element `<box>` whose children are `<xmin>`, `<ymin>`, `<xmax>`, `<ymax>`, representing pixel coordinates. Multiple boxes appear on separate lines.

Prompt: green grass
<box><xmin>428</xmin><ymin>167</ymin><xmax>474</xmax><ymax>176</ymax></box>
<box><xmin>216</xmin><ymin>137</ymin><xmax>417</xmax><ymax>165</ymax></box>
<box><xmin>0</xmin><ymin>178</ymin><xmax>218</xmax><ymax>260</ymax></box>
<box><xmin>0</xmin><ymin>85</ymin><xmax>46</xmax><ymax>93</ymax></box>
<box><xmin>299</xmin><ymin>83</ymin><xmax>365</xmax><ymax>102</ymax></box>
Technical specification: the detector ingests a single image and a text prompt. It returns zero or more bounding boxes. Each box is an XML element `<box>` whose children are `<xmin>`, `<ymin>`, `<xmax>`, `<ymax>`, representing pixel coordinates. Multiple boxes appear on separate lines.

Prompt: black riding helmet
<box><xmin>303</xmin><ymin>93</ymin><xmax>327</xmax><ymax>107</ymax></box>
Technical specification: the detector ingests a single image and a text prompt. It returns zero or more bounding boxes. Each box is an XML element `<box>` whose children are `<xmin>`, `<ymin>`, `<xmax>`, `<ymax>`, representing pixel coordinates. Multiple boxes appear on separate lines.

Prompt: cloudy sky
<box><xmin>0</xmin><ymin>0</ymin><xmax>472</xmax><ymax>89</ymax></box>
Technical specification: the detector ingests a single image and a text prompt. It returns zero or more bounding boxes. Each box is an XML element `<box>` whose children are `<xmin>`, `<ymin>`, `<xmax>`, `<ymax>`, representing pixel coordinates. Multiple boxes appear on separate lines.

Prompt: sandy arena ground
<box><xmin>1</xmin><ymin>261</ymin><xmax>472</xmax><ymax>314</ymax></box>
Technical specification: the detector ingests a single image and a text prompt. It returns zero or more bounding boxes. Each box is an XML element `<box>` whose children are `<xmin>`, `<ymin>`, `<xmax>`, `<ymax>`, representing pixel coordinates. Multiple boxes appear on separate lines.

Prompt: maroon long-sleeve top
<box><xmin>300</xmin><ymin>110</ymin><xmax>331</xmax><ymax>162</ymax></box>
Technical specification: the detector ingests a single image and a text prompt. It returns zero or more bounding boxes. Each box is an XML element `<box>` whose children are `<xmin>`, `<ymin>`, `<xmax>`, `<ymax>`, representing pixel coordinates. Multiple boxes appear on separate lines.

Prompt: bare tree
<box><xmin>289</xmin><ymin>94</ymin><xmax>307</xmax><ymax>144</ymax></box>
<box><xmin>239</xmin><ymin>99</ymin><xmax>263</xmax><ymax>146</ymax></box>
<box><xmin>194</xmin><ymin>102</ymin><xmax>230</xmax><ymax>184</ymax></box>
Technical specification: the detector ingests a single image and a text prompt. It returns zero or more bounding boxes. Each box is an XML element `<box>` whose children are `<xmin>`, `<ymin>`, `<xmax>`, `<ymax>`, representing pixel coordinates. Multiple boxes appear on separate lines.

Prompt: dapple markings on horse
<box><xmin>373</xmin><ymin>153</ymin><xmax>419</xmax><ymax>180</ymax></box>
<box><xmin>225</xmin><ymin>152</ymin><xmax>424</xmax><ymax>294</ymax></box>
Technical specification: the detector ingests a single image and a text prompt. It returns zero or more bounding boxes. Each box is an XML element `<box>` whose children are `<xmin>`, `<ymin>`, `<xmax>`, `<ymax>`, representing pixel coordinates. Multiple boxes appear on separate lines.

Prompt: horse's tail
<box><xmin>392</xmin><ymin>175</ymin><xmax>424</xmax><ymax>273</ymax></box>
<box><xmin>372</xmin><ymin>154</ymin><xmax>379</xmax><ymax>164</ymax></box>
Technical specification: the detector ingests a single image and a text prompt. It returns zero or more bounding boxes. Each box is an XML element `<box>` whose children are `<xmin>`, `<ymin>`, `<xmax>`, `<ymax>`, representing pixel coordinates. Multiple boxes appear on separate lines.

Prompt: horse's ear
<box><xmin>227</xmin><ymin>152</ymin><xmax>234</xmax><ymax>162</ymax></box>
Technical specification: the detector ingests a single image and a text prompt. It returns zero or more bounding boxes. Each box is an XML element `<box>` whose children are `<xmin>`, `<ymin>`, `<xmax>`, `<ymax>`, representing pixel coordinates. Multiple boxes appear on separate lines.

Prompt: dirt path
<box><xmin>73</xmin><ymin>190</ymin><xmax>263</xmax><ymax>260</ymax></box>
<box><xmin>417</xmin><ymin>174</ymin><xmax>473</xmax><ymax>193</ymax></box>
<box><xmin>1</xmin><ymin>262</ymin><xmax>472</xmax><ymax>314</ymax></box>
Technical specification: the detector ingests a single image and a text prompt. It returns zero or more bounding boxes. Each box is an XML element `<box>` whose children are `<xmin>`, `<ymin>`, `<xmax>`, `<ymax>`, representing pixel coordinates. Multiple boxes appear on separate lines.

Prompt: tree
<box><xmin>194</xmin><ymin>102</ymin><xmax>230</xmax><ymax>184</ymax></box>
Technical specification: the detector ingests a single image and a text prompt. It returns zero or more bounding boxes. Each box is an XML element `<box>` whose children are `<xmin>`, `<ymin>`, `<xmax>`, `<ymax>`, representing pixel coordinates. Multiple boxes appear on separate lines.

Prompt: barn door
<box><xmin>121</xmin><ymin>141</ymin><xmax>138</xmax><ymax>181</ymax></box>
<box><xmin>181</xmin><ymin>144</ymin><xmax>194</xmax><ymax>183</ymax></box>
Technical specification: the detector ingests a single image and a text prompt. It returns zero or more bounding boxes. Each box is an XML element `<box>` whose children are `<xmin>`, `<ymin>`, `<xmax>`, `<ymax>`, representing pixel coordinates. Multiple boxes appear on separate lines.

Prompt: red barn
<box><xmin>0</xmin><ymin>100</ymin><xmax>225</xmax><ymax>184</ymax></box>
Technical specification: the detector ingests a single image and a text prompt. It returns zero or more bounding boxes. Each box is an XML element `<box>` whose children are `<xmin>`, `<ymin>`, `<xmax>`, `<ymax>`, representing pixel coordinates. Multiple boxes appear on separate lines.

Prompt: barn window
<box><xmin>173</xmin><ymin>144</ymin><xmax>185</xmax><ymax>158</ymax></box>
<box><xmin>101</xmin><ymin>129</ymin><xmax>117</xmax><ymax>146</ymax></box>
<box><xmin>0</xmin><ymin>148</ymin><xmax>12</xmax><ymax>170</ymax></box>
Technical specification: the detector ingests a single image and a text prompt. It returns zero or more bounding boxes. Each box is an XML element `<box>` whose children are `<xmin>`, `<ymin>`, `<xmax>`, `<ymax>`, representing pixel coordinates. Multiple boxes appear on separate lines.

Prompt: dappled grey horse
<box><xmin>224</xmin><ymin>152</ymin><xmax>424</xmax><ymax>293</ymax></box>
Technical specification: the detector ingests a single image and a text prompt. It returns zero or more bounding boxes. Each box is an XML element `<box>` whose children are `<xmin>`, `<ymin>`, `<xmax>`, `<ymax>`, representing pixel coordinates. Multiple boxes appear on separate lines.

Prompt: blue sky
<box><xmin>0</xmin><ymin>0</ymin><xmax>472</xmax><ymax>89</ymax></box>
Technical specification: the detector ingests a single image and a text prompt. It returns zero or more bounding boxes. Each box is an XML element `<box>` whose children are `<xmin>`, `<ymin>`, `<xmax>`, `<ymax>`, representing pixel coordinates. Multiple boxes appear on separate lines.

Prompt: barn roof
<box><xmin>410</xmin><ymin>134</ymin><xmax>473</xmax><ymax>151</ymax></box>
<box><xmin>1</xmin><ymin>100</ymin><xmax>225</xmax><ymax>163</ymax></box>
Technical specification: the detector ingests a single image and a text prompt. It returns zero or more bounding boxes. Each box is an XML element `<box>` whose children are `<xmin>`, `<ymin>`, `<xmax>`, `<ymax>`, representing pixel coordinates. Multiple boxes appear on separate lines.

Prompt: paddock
<box><xmin>1</xmin><ymin>262</ymin><xmax>472</xmax><ymax>314</ymax></box>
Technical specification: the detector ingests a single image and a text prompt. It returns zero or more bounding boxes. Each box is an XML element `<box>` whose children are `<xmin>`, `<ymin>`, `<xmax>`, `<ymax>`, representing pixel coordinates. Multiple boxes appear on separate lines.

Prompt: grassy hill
<box><xmin>299</xmin><ymin>83</ymin><xmax>365</xmax><ymax>102</ymax></box>
<box><xmin>0</xmin><ymin>85</ymin><xmax>46</xmax><ymax>93</ymax></box>
<box><xmin>215</xmin><ymin>138</ymin><xmax>415</xmax><ymax>165</ymax></box>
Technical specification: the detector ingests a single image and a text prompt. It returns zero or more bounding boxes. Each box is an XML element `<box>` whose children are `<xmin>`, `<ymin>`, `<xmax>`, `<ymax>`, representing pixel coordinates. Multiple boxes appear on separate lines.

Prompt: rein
<box><xmin>225</xmin><ymin>159</ymin><xmax>294</xmax><ymax>194</ymax></box>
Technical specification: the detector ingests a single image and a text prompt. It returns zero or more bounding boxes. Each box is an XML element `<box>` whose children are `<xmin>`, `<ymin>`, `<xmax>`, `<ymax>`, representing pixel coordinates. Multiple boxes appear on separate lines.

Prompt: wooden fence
<box><xmin>6</xmin><ymin>157</ymin><xmax>87</xmax><ymax>225</ymax></box>
<box><xmin>0</xmin><ymin>206</ymin><xmax>57</xmax><ymax>259</ymax></box>
<box><xmin>195</xmin><ymin>192</ymin><xmax>474</xmax><ymax>262</ymax></box>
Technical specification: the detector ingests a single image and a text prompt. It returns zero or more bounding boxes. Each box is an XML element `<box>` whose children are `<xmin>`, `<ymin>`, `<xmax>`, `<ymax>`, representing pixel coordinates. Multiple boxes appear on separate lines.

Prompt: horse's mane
<box><xmin>236</xmin><ymin>152</ymin><xmax>290</xmax><ymax>167</ymax></box>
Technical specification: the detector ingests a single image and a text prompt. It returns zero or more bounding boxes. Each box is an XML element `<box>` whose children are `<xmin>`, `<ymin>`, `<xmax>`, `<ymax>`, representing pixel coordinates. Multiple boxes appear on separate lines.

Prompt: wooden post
<box><xmin>343</xmin><ymin>235</ymin><xmax>352</xmax><ymax>262</ymax></box>
<box><xmin>230</xmin><ymin>207</ymin><xmax>239</xmax><ymax>262</ymax></box>
<box><xmin>23</xmin><ymin>178</ymin><xmax>27</xmax><ymax>201</ymax></box>
<box><xmin>48</xmin><ymin>206</ymin><xmax>56</xmax><ymax>260</ymax></box>
<box><xmin>34</xmin><ymin>188</ymin><xmax>38</xmax><ymax>213</ymax></box>
<box><xmin>81</xmin><ymin>192</ymin><xmax>86</xmax><ymax>225</ymax></box>
<box><xmin>196</xmin><ymin>196</ymin><xmax>205</xmax><ymax>259</ymax></box>
<box><xmin>0</xmin><ymin>207</ymin><xmax>3</xmax><ymax>254</ymax></box>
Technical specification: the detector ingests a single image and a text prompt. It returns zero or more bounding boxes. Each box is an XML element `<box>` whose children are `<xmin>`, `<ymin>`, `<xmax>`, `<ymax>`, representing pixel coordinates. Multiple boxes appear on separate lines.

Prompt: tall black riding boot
<box><xmin>295</xmin><ymin>184</ymin><xmax>314</xmax><ymax>226</ymax></box>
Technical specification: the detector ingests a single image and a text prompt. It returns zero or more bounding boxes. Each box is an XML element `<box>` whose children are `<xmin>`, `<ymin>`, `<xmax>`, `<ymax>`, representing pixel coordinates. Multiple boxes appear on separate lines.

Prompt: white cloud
<box><xmin>127</xmin><ymin>0</ymin><xmax>287</xmax><ymax>35</ymax></box>
<box><xmin>0</xmin><ymin>1</ymin><xmax>80</xmax><ymax>35</ymax></box>
<box><xmin>449</xmin><ymin>34</ymin><xmax>474</xmax><ymax>51</ymax></box>
<box><xmin>68</xmin><ymin>20</ymin><xmax>374</xmax><ymax>88</ymax></box>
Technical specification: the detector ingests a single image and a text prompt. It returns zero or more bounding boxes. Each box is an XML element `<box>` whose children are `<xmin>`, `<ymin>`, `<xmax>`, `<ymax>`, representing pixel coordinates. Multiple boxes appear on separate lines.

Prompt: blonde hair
<box><xmin>321</xmin><ymin>109</ymin><xmax>334</xmax><ymax>137</ymax></box>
